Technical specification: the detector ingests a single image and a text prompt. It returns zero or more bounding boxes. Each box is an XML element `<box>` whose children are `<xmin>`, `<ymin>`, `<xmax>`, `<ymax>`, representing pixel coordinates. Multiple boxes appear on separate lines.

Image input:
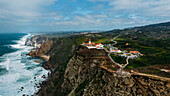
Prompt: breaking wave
<box><xmin>0</xmin><ymin>33</ymin><xmax>50</xmax><ymax>96</ymax></box>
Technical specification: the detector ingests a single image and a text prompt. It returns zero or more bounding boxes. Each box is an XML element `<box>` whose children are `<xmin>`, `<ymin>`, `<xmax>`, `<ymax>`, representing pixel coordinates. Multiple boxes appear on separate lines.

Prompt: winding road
<box><xmin>103</xmin><ymin>39</ymin><xmax>130</xmax><ymax>69</ymax></box>
<box><xmin>103</xmin><ymin>36</ymin><xmax>170</xmax><ymax>80</ymax></box>
<box><xmin>105</xmin><ymin>35</ymin><xmax>130</xmax><ymax>69</ymax></box>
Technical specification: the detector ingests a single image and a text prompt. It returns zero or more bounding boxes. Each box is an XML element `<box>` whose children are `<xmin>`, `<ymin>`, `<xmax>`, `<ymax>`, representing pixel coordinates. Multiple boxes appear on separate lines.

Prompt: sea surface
<box><xmin>0</xmin><ymin>33</ymin><xmax>49</xmax><ymax>96</ymax></box>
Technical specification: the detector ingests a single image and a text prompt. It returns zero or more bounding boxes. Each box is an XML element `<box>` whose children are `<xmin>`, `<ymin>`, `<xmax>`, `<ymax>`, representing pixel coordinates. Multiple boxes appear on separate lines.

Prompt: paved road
<box><xmin>104</xmin><ymin>48</ymin><xmax>130</xmax><ymax>69</ymax></box>
<box><xmin>103</xmin><ymin>36</ymin><xmax>170</xmax><ymax>79</ymax></box>
<box><xmin>107</xmin><ymin>52</ymin><xmax>122</xmax><ymax>67</ymax></box>
<box><xmin>122</xmin><ymin>57</ymin><xmax>129</xmax><ymax>69</ymax></box>
<box><xmin>110</xmin><ymin>35</ymin><xmax>119</xmax><ymax>45</ymax></box>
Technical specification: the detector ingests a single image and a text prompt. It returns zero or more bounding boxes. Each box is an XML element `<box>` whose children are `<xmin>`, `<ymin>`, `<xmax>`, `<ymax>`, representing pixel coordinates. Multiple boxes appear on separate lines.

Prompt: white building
<box><xmin>110</xmin><ymin>49</ymin><xmax>122</xmax><ymax>53</ymax></box>
<box><xmin>82</xmin><ymin>39</ymin><xmax>103</xmax><ymax>49</ymax></box>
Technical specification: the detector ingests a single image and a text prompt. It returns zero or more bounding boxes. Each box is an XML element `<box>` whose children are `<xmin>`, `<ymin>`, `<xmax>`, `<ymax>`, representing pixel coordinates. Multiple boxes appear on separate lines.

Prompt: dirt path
<box><xmin>102</xmin><ymin>36</ymin><xmax>170</xmax><ymax>80</ymax></box>
<box><xmin>132</xmin><ymin>72</ymin><xmax>170</xmax><ymax>81</ymax></box>
<box><xmin>100</xmin><ymin>49</ymin><xmax>170</xmax><ymax>80</ymax></box>
<box><xmin>160</xmin><ymin>69</ymin><xmax>170</xmax><ymax>73</ymax></box>
<box><xmin>99</xmin><ymin>60</ymin><xmax>116</xmax><ymax>73</ymax></box>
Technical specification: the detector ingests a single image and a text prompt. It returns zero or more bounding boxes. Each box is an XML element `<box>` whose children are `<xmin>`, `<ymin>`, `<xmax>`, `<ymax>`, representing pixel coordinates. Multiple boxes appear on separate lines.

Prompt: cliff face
<box><xmin>25</xmin><ymin>35</ymin><xmax>48</xmax><ymax>46</ymax></box>
<box><xmin>27</xmin><ymin>39</ymin><xmax>53</xmax><ymax>61</ymax></box>
<box><xmin>37</xmin><ymin>46</ymin><xmax>170</xmax><ymax>96</ymax></box>
<box><xmin>26</xmin><ymin>22</ymin><xmax>170</xmax><ymax>96</ymax></box>
<box><xmin>55</xmin><ymin>54</ymin><xmax>170</xmax><ymax>96</ymax></box>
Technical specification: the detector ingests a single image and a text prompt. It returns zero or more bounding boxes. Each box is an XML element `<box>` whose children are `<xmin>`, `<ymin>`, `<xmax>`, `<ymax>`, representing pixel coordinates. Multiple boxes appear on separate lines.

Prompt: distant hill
<box><xmin>103</xmin><ymin>21</ymin><xmax>170</xmax><ymax>40</ymax></box>
<box><xmin>33</xmin><ymin>21</ymin><xmax>170</xmax><ymax>96</ymax></box>
<box><xmin>142</xmin><ymin>21</ymin><xmax>170</xmax><ymax>28</ymax></box>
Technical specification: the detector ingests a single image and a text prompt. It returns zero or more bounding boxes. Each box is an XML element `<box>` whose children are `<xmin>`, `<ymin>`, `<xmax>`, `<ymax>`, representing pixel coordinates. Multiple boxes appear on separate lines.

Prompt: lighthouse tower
<box><xmin>89</xmin><ymin>39</ymin><xmax>91</xmax><ymax>44</ymax></box>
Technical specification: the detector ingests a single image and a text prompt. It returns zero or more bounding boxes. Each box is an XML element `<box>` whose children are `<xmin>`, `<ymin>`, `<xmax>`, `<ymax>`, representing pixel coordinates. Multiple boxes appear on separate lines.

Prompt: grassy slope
<box><xmin>39</xmin><ymin>22</ymin><xmax>170</xmax><ymax>95</ymax></box>
<box><xmin>106</xmin><ymin>24</ymin><xmax>170</xmax><ymax>77</ymax></box>
<box><xmin>110</xmin><ymin>54</ymin><xmax>127</xmax><ymax>64</ymax></box>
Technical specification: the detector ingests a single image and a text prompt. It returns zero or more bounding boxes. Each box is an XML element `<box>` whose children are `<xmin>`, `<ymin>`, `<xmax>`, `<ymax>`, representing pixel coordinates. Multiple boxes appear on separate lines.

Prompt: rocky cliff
<box><xmin>63</xmin><ymin>53</ymin><xmax>170</xmax><ymax>96</ymax></box>
<box><xmin>25</xmin><ymin>22</ymin><xmax>170</xmax><ymax>96</ymax></box>
<box><xmin>26</xmin><ymin>36</ymin><xmax>53</xmax><ymax>61</ymax></box>
<box><xmin>25</xmin><ymin>35</ymin><xmax>48</xmax><ymax>47</ymax></box>
<box><xmin>37</xmin><ymin>45</ymin><xmax>170</xmax><ymax>96</ymax></box>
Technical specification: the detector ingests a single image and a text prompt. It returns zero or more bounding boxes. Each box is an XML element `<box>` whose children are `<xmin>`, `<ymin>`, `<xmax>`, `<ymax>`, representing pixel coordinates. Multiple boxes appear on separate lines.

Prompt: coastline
<box><xmin>0</xmin><ymin>33</ymin><xmax>50</xmax><ymax>96</ymax></box>
<box><xmin>24</xmin><ymin>34</ymin><xmax>52</xmax><ymax>96</ymax></box>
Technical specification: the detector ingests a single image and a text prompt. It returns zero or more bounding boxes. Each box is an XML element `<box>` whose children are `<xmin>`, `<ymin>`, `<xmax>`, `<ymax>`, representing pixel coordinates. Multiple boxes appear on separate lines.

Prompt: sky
<box><xmin>0</xmin><ymin>0</ymin><xmax>170</xmax><ymax>33</ymax></box>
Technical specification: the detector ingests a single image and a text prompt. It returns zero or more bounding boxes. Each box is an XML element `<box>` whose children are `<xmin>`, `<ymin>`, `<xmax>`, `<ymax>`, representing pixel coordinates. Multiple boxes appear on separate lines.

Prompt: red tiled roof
<box><xmin>130</xmin><ymin>51</ymin><xmax>140</xmax><ymax>53</ymax></box>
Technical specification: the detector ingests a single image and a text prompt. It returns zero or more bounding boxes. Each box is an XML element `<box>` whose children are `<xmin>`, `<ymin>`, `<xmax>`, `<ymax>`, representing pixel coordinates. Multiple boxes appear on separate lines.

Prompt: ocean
<box><xmin>0</xmin><ymin>33</ymin><xmax>49</xmax><ymax>96</ymax></box>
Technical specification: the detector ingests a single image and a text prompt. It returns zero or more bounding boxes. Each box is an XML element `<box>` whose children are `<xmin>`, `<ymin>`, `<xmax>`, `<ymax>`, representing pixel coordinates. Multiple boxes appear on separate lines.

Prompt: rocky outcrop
<box><xmin>58</xmin><ymin>54</ymin><xmax>170</xmax><ymax>96</ymax></box>
<box><xmin>25</xmin><ymin>35</ymin><xmax>48</xmax><ymax>47</ymax></box>
<box><xmin>37</xmin><ymin>46</ymin><xmax>170</xmax><ymax>96</ymax></box>
<box><xmin>25</xmin><ymin>23</ymin><xmax>170</xmax><ymax>96</ymax></box>
<box><xmin>27</xmin><ymin>40</ymin><xmax>53</xmax><ymax>61</ymax></box>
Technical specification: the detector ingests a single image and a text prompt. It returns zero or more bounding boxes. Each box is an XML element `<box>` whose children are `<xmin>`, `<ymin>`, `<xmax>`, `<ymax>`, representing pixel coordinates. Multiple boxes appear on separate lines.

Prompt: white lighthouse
<box><xmin>89</xmin><ymin>39</ymin><xmax>91</xmax><ymax>44</ymax></box>
<box><xmin>81</xmin><ymin>39</ymin><xmax>103</xmax><ymax>49</ymax></box>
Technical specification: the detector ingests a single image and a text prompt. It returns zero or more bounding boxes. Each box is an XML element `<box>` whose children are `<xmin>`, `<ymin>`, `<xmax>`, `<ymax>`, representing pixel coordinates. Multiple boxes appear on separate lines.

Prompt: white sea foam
<box><xmin>0</xmin><ymin>33</ymin><xmax>50</xmax><ymax>96</ymax></box>
<box><xmin>6</xmin><ymin>57</ymin><xmax>9</xmax><ymax>70</ymax></box>
<box><xmin>10</xmin><ymin>34</ymin><xmax>31</xmax><ymax>49</ymax></box>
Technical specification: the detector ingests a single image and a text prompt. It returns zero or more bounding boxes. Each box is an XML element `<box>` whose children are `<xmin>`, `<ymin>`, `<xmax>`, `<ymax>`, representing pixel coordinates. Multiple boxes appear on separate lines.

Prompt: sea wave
<box><xmin>10</xmin><ymin>34</ymin><xmax>31</xmax><ymax>49</ymax></box>
<box><xmin>0</xmin><ymin>33</ymin><xmax>50</xmax><ymax>96</ymax></box>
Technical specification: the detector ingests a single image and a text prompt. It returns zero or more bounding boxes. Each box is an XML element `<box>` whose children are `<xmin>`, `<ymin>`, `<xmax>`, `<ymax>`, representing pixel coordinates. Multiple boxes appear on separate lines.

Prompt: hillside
<box><xmin>26</xmin><ymin>21</ymin><xmax>170</xmax><ymax>96</ymax></box>
<box><xmin>38</xmin><ymin>46</ymin><xmax>170</xmax><ymax>96</ymax></box>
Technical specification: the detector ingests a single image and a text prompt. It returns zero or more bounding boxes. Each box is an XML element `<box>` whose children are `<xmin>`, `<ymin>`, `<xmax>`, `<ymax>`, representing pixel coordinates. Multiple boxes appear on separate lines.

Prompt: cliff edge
<box><xmin>37</xmin><ymin>45</ymin><xmax>170</xmax><ymax>96</ymax></box>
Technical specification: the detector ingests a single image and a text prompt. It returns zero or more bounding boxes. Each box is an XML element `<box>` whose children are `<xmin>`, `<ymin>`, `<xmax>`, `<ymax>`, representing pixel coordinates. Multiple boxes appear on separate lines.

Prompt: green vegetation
<box><xmin>45</xmin><ymin>35</ymin><xmax>88</xmax><ymax>96</ymax></box>
<box><xmin>49</xmin><ymin>35</ymin><xmax>87</xmax><ymax>68</ymax></box>
<box><xmin>125</xmin><ymin>54</ymin><xmax>170</xmax><ymax>69</ymax></box>
<box><xmin>104</xmin><ymin>46</ymin><xmax>109</xmax><ymax>50</ymax></box>
<box><xmin>75</xmin><ymin>79</ymin><xmax>89</xmax><ymax>96</ymax></box>
<box><xmin>39</xmin><ymin>21</ymin><xmax>170</xmax><ymax>95</ymax></box>
<box><xmin>112</xmin><ymin>29</ymin><xmax>170</xmax><ymax>70</ymax></box>
<box><xmin>110</xmin><ymin>54</ymin><xmax>126</xmax><ymax>64</ymax></box>
<box><xmin>126</xmin><ymin>54</ymin><xmax>131</xmax><ymax>56</ymax></box>
<box><xmin>94</xmin><ymin>38</ymin><xmax>108</xmax><ymax>43</ymax></box>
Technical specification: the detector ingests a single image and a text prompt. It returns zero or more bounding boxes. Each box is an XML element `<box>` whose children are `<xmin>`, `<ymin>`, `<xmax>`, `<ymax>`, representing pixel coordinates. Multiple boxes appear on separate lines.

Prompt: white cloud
<box><xmin>54</xmin><ymin>14</ymin><xmax>108</xmax><ymax>25</ymax></box>
<box><xmin>0</xmin><ymin>0</ymin><xmax>57</xmax><ymax>21</ymax></box>
<box><xmin>109</xmin><ymin>0</ymin><xmax>170</xmax><ymax>17</ymax></box>
<box><xmin>0</xmin><ymin>0</ymin><xmax>170</xmax><ymax>32</ymax></box>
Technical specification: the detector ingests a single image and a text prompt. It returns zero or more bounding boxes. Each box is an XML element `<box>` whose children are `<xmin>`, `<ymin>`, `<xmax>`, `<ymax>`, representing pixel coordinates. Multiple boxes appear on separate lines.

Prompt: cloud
<box><xmin>72</xmin><ymin>7</ymin><xmax>93</xmax><ymax>15</ymax></box>
<box><xmin>0</xmin><ymin>0</ymin><xmax>57</xmax><ymax>23</ymax></box>
<box><xmin>0</xmin><ymin>0</ymin><xmax>170</xmax><ymax>32</ymax></box>
<box><xmin>0</xmin><ymin>0</ymin><xmax>58</xmax><ymax>32</ymax></box>
<box><xmin>54</xmin><ymin>14</ymin><xmax>108</xmax><ymax>26</ymax></box>
<box><xmin>109</xmin><ymin>0</ymin><xmax>170</xmax><ymax>17</ymax></box>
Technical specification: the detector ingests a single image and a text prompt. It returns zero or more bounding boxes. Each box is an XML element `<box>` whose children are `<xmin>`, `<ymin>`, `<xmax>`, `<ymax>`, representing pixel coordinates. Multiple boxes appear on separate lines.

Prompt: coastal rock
<box><xmin>25</xmin><ymin>36</ymin><xmax>48</xmax><ymax>47</ymax></box>
<box><xmin>34</xmin><ymin>37</ymin><xmax>170</xmax><ymax>96</ymax></box>
<box><xmin>25</xmin><ymin>38</ymin><xmax>33</xmax><ymax>46</ymax></box>
<box><xmin>26</xmin><ymin>39</ymin><xmax>53</xmax><ymax>61</ymax></box>
<box><xmin>37</xmin><ymin>47</ymin><xmax>170</xmax><ymax>96</ymax></box>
